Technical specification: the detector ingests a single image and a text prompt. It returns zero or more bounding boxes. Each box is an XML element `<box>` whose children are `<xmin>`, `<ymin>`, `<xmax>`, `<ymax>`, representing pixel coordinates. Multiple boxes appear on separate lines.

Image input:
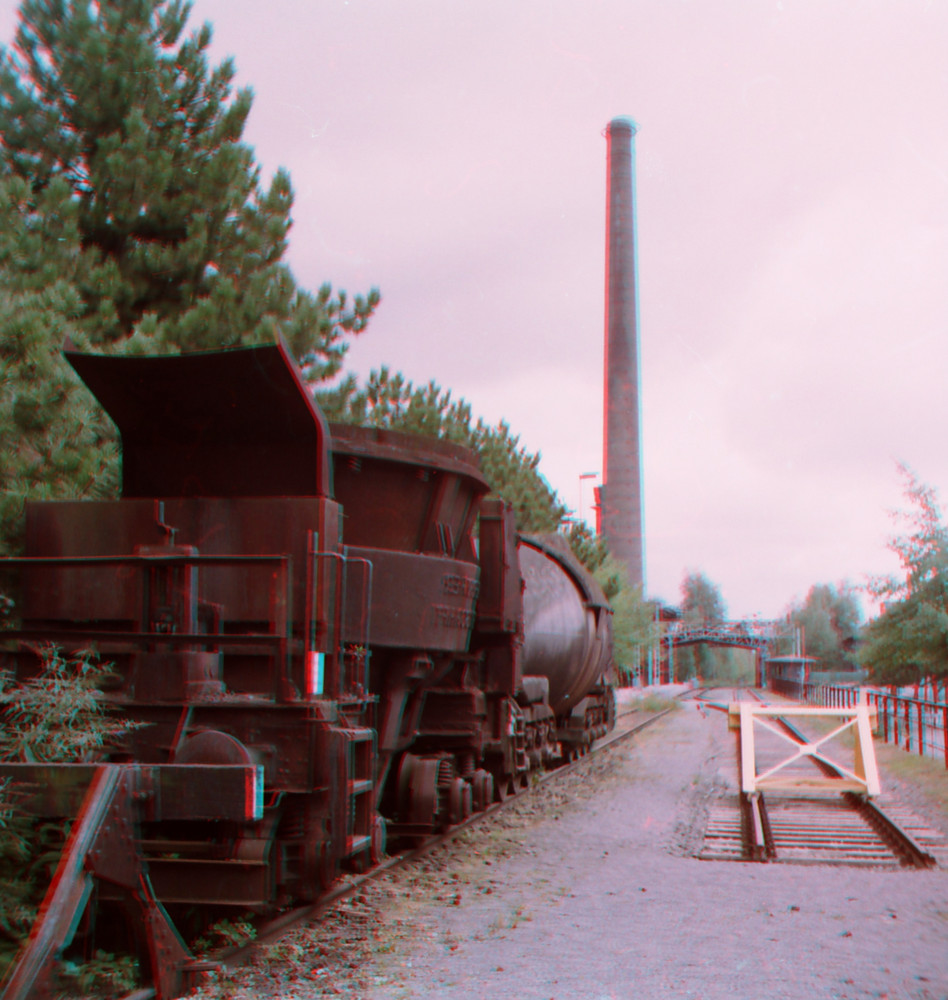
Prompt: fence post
<box><xmin>943</xmin><ymin>705</ymin><xmax>948</xmax><ymax>770</ymax></box>
<box><xmin>917</xmin><ymin>701</ymin><xmax>924</xmax><ymax>757</ymax></box>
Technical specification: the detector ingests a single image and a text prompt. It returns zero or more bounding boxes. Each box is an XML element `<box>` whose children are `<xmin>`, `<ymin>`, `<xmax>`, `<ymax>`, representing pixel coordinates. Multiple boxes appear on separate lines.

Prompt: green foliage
<box><xmin>0</xmin><ymin>645</ymin><xmax>136</xmax><ymax>762</ymax></box>
<box><xmin>58</xmin><ymin>950</ymin><xmax>139</xmax><ymax>995</ymax></box>
<box><xmin>677</xmin><ymin>571</ymin><xmax>733</xmax><ymax>681</ymax></box>
<box><xmin>323</xmin><ymin>366</ymin><xmax>567</xmax><ymax>533</ymax></box>
<box><xmin>0</xmin><ymin>0</ymin><xmax>378</xmax><ymax>362</ymax></box>
<box><xmin>0</xmin><ymin>176</ymin><xmax>119</xmax><ymax>556</ymax></box>
<box><xmin>859</xmin><ymin>466</ymin><xmax>948</xmax><ymax>690</ymax></box>
<box><xmin>0</xmin><ymin>799</ymin><xmax>62</xmax><ymax>978</ymax></box>
<box><xmin>192</xmin><ymin>915</ymin><xmax>257</xmax><ymax>956</ymax></box>
<box><xmin>0</xmin><ymin>0</ymin><xmax>378</xmax><ymax>554</ymax></box>
<box><xmin>680</xmin><ymin>571</ymin><xmax>727</xmax><ymax>624</ymax></box>
<box><xmin>566</xmin><ymin>521</ymin><xmax>611</xmax><ymax>583</ymax></box>
<box><xmin>788</xmin><ymin>582</ymin><xmax>861</xmax><ymax>671</ymax></box>
<box><xmin>592</xmin><ymin>554</ymin><xmax>660</xmax><ymax>679</ymax></box>
<box><xmin>0</xmin><ymin>647</ymin><xmax>145</xmax><ymax>982</ymax></box>
<box><xmin>0</xmin><ymin>779</ymin><xmax>35</xmax><ymax>966</ymax></box>
<box><xmin>636</xmin><ymin>694</ymin><xmax>679</xmax><ymax>713</ymax></box>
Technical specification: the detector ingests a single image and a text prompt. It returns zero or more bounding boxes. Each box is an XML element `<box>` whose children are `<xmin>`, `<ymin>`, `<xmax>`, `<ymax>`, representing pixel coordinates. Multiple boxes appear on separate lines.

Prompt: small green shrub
<box><xmin>0</xmin><ymin>644</ymin><xmax>137</xmax><ymax>763</ymax></box>
<box><xmin>0</xmin><ymin>645</ymin><xmax>145</xmax><ymax>985</ymax></box>
<box><xmin>58</xmin><ymin>950</ymin><xmax>139</xmax><ymax>995</ymax></box>
<box><xmin>192</xmin><ymin>916</ymin><xmax>257</xmax><ymax>956</ymax></box>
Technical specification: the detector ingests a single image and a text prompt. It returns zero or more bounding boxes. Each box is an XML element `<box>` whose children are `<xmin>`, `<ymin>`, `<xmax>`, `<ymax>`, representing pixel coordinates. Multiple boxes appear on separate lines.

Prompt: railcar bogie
<box><xmin>0</xmin><ymin>341</ymin><xmax>615</xmax><ymax>999</ymax></box>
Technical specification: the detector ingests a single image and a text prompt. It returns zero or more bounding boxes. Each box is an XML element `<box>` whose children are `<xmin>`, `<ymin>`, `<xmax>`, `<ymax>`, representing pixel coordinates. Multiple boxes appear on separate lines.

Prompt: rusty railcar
<box><xmin>0</xmin><ymin>341</ymin><xmax>613</xmax><ymax>999</ymax></box>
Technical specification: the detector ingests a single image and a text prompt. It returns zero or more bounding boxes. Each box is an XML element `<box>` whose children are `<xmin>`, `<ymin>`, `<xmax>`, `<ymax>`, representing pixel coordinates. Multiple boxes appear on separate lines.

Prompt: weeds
<box><xmin>58</xmin><ymin>949</ymin><xmax>139</xmax><ymax>995</ymax></box>
<box><xmin>489</xmin><ymin>902</ymin><xmax>531</xmax><ymax>933</ymax></box>
<box><xmin>0</xmin><ymin>644</ymin><xmax>145</xmax><ymax>988</ymax></box>
<box><xmin>0</xmin><ymin>644</ymin><xmax>142</xmax><ymax>762</ymax></box>
<box><xmin>192</xmin><ymin>916</ymin><xmax>258</xmax><ymax>956</ymax></box>
<box><xmin>636</xmin><ymin>694</ymin><xmax>681</xmax><ymax>713</ymax></box>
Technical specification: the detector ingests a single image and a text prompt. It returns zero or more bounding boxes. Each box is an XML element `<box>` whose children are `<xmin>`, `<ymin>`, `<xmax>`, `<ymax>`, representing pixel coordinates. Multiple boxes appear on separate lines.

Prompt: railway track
<box><xmin>697</xmin><ymin>689</ymin><xmax>948</xmax><ymax>868</ymax></box>
<box><xmin>116</xmin><ymin>698</ymin><xmax>678</xmax><ymax>1000</ymax></box>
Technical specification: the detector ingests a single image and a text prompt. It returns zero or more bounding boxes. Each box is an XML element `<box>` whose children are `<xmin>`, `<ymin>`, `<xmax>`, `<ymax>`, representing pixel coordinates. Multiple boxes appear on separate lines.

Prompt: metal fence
<box><xmin>803</xmin><ymin>683</ymin><xmax>948</xmax><ymax>770</ymax></box>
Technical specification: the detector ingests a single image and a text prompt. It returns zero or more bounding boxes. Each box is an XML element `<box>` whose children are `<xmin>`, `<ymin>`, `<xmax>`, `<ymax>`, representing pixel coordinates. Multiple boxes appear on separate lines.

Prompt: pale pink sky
<box><xmin>2</xmin><ymin>0</ymin><xmax>946</xmax><ymax>619</ymax></box>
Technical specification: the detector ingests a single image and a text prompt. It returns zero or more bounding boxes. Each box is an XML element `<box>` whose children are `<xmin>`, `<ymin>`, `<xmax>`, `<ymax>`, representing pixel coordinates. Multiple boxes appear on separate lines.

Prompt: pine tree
<box><xmin>0</xmin><ymin>176</ymin><xmax>117</xmax><ymax>556</ymax></box>
<box><xmin>0</xmin><ymin>0</ymin><xmax>378</xmax><ymax>555</ymax></box>
<box><xmin>0</xmin><ymin>0</ymin><xmax>378</xmax><ymax>364</ymax></box>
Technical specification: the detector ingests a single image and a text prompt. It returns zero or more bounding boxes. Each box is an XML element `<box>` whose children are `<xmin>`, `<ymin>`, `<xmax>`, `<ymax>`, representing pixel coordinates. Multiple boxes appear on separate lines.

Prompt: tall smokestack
<box><xmin>600</xmin><ymin>116</ymin><xmax>644</xmax><ymax>589</ymax></box>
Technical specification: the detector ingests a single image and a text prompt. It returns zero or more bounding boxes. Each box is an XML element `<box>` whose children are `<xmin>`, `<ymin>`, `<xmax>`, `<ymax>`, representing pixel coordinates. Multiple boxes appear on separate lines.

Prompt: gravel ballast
<box><xmin>361</xmin><ymin>702</ymin><xmax>948</xmax><ymax>1000</ymax></box>
<box><xmin>191</xmin><ymin>699</ymin><xmax>948</xmax><ymax>1000</ymax></box>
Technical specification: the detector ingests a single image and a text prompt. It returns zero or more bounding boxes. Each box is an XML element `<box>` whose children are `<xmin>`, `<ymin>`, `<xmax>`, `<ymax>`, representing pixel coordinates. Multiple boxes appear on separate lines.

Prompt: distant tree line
<box><xmin>672</xmin><ymin>572</ymin><xmax>753</xmax><ymax>684</ymax></box>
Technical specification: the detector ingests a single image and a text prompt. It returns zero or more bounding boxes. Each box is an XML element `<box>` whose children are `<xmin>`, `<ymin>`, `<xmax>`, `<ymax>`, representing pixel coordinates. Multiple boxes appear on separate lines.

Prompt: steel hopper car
<box><xmin>0</xmin><ymin>340</ymin><xmax>614</xmax><ymax>998</ymax></box>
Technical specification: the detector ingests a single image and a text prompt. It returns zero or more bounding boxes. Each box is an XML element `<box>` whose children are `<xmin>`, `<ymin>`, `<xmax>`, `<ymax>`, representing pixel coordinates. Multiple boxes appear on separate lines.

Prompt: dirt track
<box><xmin>194</xmin><ymin>699</ymin><xmax>948</xmax><ymax>1000</ymax></box>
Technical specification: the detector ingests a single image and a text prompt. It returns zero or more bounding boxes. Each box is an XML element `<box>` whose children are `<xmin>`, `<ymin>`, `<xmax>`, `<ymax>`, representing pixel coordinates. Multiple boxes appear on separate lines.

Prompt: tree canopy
<box><xmin>859</xmin><ymin>466</ymin><xmax>948</xmax><ymax>692</ymax></box>
<box><xmin>0</xmin><ymin>176</ymin><xmax>118</xmax><ymax>555</ymax></box>
<box><xmin>0</xmin><ymin>0</ymin><xmax>378</xmax><ymax>554</ymax></box>
<box><xmin>0</xmin><ymin>0</ymin><xmax>377</xmax><ymax>361</ymax></box>
<box><xmin>676</xmin><ymin>571</ymin><xmax>750</xmax><ymax>682</ymax></box>
<box><xmin>681</xmin><ymin>571</ymin><xmax>727</xmax><ymax>624</ymax></box>
<box><xmin>787</xmin><ymin>583</ymin><xmax>861</xmax><ymax>673</ymax></box>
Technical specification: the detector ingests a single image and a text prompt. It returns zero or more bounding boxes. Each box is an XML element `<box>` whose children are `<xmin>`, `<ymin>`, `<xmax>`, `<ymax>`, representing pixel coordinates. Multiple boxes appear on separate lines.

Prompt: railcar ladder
<box><xmin>332</xmin><ymin>728</ymin><xmax>376</xmax><ymax>861</ymax></box>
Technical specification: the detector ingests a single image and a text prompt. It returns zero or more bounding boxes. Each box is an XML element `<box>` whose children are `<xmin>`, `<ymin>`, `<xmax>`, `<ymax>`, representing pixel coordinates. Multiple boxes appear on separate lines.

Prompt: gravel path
<box><xmin>192</xmin><ymin>700</ymin><xmax>948</xmax><ymax>1000</ymax></box>
<box><xmin>362</xmin><ymin>702</ymin><xmax>948</xmax><ymax>1000</ymax></box>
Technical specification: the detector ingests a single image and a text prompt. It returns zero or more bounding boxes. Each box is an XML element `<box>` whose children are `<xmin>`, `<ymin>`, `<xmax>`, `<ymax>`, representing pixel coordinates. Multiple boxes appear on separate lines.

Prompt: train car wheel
<box><xmin>471</xmin><ymin>769</ymin><xmax>493</xmax><ymax>811</ymax></box>
<box><xmin>448</xmin><ymin>777</ymin><xmax>471</xmax><ymax>825</ymax></box>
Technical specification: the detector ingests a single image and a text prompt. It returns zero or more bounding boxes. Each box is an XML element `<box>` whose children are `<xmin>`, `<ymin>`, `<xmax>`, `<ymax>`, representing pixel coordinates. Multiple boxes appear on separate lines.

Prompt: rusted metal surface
<box><xmin>701</xmin><ymin>793</ymin><xmax>948</xmax><ymax>868</ymax></box>
<box><xmin>520</xmin><ymin>535</ymin><xmax>613</xmax><ymax>718</ymax></box>
<box><xmin>844</xmin><ymin>793</ymin><xmax>938</xmax><ymax>869</ymax></box>
<box><xmin>0</xmin><ymin>766</ymin><xmax>198</xmax><ymax>1000</ymax></box>
<box><xmin>65</xmin><ymin>340</ymin><xmax>331</xmax><ymax>498</ymax></box>
<box><xmin>329</xmin><ymin>421</ymin><xmax>487</xmax><ymax>559</ymax></box>
<box><xmin>0</xmin><ymin>763</ymin><xmax>261</xmax><ymax>822</ymax></box>
<box><xmin>341</xmin><ymin>546</ymin><xmax>480</xmax><ymax>651</ymax></box>
<box><xmin>0</xmin><ymin>343</ymin><xmax>619</xmax><ymax>999</ymax></box>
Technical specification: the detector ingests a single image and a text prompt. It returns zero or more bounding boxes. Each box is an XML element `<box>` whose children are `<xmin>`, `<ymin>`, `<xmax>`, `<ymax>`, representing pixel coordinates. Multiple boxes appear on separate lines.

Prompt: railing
<box><xmin>804</xmin><ymin>683</ymin><xmax>948</xmax><ymax>770</ymax></box>
<box><xmin>666</xmin><ymin>619</ymin><xmax>784</xmax><ymax>648</ymax></box>
<box><xmin>1</xmin><ymin>552</ymin><xmax>295</xmax><ymax>699</ymax></box>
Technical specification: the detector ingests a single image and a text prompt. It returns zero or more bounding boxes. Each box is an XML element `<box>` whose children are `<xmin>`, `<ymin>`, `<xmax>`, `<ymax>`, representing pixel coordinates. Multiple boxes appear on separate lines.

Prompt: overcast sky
<box><xmin>2</xmin><ymin>0</ymin><xmax>945</xmax><ymax>620</ymax></box>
